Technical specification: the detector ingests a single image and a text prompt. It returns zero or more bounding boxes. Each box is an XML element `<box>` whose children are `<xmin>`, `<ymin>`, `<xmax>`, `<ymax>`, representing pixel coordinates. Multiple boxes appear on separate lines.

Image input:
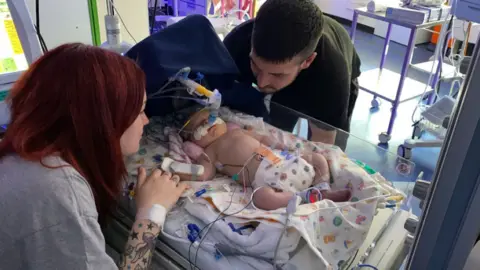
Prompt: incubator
<box><xmin>104</xmin><ymin>97</ymin><xmax>420</xmax><ymax>270</ymax></box>
<box><xmin>89</xmin><ymin>11</ymin><xmax>480</xmax><ymax>269</ymax></box>
<box><xmin>1</xmin><ymin>0</ymin><xmax>478</xmax><ymax>268</ymax></box>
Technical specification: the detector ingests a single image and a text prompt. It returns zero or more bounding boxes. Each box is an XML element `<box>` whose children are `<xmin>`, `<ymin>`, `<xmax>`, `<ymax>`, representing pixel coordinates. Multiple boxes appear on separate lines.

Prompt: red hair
<box><xmin>0</xmin><ymin>43</ymin><xmax>145</xmax><ymax>224</ymax></box>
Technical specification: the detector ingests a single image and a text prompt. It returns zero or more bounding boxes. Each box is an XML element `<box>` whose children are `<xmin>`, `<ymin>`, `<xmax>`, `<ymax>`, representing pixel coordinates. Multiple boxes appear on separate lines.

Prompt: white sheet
<box><xmin>125</xmin><ymin>108</ymin><xmax>406</xmax><ymax>269</ymax></box>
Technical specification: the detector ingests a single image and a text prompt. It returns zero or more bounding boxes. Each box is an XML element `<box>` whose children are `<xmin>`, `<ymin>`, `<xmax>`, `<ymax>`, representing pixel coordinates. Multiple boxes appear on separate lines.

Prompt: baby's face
<box><xmin>186</xmin><ymin>110</ymin><xmax>227</xmax><ymax>148</ymax></box>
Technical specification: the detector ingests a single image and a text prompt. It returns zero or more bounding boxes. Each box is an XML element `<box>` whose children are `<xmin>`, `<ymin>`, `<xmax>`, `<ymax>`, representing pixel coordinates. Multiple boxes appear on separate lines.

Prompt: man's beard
<box><xmin>252</xmin><ymin>84</ymin><xmax>279</xmax><ymax>94</ymax></box>
<box><xmin>259</xmin><ymin>87</ymin><xmax>279</xmax><ymax>94</ymax></box>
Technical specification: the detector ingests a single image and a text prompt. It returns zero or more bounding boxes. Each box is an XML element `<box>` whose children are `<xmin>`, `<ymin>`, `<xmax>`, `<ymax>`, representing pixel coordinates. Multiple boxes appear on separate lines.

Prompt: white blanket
<box><xmin>126</xmin><ymin>108</ymin><xmax>405</xmax><ymax>269</ymax></box>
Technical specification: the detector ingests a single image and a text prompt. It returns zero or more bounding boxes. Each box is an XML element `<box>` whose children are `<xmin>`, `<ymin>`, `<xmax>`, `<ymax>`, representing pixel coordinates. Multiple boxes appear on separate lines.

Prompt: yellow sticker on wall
<box><xmin>2</xmin><ymin>58</ymin><xmax>17</xmax><ymax>72</ymax></box>
<box><xmin>4</xmin><ymin>19</ymin><xmax>24</xmax><ymax>55</ymax></box>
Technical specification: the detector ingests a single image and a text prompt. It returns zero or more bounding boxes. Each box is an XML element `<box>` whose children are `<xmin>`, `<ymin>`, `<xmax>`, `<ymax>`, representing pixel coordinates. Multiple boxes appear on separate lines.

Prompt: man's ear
<box><xmin>300</xmin><ymin>52</ymin><xmax>317</xmax><ymax>70</ymax></box>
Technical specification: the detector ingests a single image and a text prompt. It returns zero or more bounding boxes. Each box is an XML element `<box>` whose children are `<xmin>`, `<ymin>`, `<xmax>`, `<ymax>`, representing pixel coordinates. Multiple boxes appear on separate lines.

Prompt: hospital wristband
<box><xmin>136</xmin><ymin>204</ymin><xmax>167</xmax><ymax>227</ymax></box>
<box><xmin>315</xmin><ymin>182</ymin><xmax>331</xmax><ymax>191</ymax></box>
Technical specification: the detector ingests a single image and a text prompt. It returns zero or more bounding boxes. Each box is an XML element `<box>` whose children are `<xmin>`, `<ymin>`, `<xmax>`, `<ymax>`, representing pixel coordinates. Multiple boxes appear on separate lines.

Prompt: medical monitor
<box><xmin>0</xmin><ymin>0</ymin><xmax>42</xmax><ymax>125</ymax></box>
<box><xmin>0</xmin><ymin>0</ymin><xmax>42</xmax><ymax>85</ymax></box>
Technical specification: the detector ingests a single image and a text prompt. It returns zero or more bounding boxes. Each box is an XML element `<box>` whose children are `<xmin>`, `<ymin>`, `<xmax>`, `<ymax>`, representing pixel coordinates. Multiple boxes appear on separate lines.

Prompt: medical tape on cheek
<box><xmin>193</xmin><ymin>117</ymin><xmax>225</xmax><ymax>140</ymax></box>
<box><xmin>193</xmin><ymin>124</ymin><xmax>209</xmax><ymax>140</ymax></box>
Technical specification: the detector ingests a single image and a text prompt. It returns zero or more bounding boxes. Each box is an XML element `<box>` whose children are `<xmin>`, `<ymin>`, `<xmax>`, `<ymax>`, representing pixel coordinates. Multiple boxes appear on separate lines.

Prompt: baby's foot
<box><xmin>320</xmin><ymin>189</ymin><xmax>351</xmax><ymax>202</ymax></box>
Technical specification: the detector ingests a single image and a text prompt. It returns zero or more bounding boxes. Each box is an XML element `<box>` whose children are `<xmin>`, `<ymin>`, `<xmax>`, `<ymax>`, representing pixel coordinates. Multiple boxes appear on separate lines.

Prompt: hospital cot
<box><xmin>103</xmin><ymin>102</ymin><xmax>417</xmax><ymax>270</ymax></box>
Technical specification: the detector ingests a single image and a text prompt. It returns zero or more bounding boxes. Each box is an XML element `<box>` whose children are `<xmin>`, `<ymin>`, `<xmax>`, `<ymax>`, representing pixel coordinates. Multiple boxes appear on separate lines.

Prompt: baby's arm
<box><xmin>302</xmin><ymin>153</ymin><xmax>330</xmax><ymax>184</ymax></box>
<box><xmin>177</xmin><ymin>154</ymin><xmax>217</xmax><ymax>182</ymax></box>
<box><xmin>253</xmin><ymin>187</ymin><xmax>294</xmax><ymax>210</ymax></box>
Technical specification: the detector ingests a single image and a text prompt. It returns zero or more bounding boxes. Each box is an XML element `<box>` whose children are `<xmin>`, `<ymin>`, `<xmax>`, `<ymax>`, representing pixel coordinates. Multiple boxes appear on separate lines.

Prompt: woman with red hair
<box><xmin>0</xmin><ymin>43</ymin><xmax>187</xmax><ymax>269</ymax></box>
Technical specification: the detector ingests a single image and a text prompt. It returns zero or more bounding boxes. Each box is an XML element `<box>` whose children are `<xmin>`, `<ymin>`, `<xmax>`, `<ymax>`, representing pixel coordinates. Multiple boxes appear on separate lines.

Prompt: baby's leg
<box><xmin>301</xmin><ymin>153</ymin><xmax>330</xmax><ymax>185</ymax></box>
<box><xmin>253</xmin><ymin>186</ymin><xmax>294</xmax><ymax>211</ymax></box>
<box><xmin>303</xmin><ymin>153</ymin><xmax>351</xmax><ymax>202</ymax></box>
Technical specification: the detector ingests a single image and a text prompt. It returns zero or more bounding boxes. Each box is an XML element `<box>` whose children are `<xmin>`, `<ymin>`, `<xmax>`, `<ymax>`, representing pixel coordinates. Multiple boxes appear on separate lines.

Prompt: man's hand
<box><xmin>309</xmin><ymin>121</ymin><xmax>336</xmax><ymax>145</ymax></box>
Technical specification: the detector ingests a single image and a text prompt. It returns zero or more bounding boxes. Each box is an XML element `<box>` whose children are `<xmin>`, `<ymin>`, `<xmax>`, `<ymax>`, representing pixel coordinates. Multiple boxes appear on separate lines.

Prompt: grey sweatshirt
<box><xmin>0</xmin><ymin>155</ymin><xmax>117</xmax><ymax>269</ymax></box>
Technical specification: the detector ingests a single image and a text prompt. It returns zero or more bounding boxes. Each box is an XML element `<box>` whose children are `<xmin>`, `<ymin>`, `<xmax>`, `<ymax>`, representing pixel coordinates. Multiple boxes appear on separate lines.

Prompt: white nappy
<box><xmin>253</xmin><ymin>150</ymin><xmax>316</xmax><ymax>193</ymax></box>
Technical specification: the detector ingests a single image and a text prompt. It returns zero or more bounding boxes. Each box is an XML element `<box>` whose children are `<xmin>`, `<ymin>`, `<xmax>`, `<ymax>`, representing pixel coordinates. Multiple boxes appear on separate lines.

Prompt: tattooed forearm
<box><xmin>118</xmin><ymin>219</ymin><xmax>160</xmax><ymax>270</ymax></box>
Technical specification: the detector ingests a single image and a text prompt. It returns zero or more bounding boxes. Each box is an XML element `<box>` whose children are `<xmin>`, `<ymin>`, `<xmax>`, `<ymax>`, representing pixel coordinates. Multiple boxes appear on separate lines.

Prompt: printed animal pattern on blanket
<box><xmin>212</xmin><ymin>108</ymin><xmax>399</xmax><ymax>268</ymax></box>
<box><xmin>125</xmin><ymin>107</ymin><xmax>402</xmax><ymax>269</ymax></box>
<box><xmin>203</xmin><ymin>154</ymin><xmax>383</xmax><ymax>268</ymax></box>
<box><xmin>253</xmin><ymin>150</ymin><xmax>316</xmax><ymax>193</ymax></box>
<box><xmin>126</xmin><ymin>108</ymin><xmax>199</xmax><ymax>175</ymax></box>
<box><xmin>125</xmin><ymin>137</ymin><xmax>168</xmax><ymax>175</ymax></box>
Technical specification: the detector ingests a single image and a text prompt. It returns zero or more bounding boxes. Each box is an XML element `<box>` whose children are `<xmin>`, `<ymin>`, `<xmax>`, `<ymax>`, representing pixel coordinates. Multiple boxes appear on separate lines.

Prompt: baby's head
<box><xmin>183</xmin><ymin>109</ymin><xmax>227</xmax><ymax>148</ymax></box>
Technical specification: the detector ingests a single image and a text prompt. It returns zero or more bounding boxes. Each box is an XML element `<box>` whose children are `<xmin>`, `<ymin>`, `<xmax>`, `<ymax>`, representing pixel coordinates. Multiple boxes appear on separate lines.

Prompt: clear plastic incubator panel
<box><xmin>110</xmin><ymin>100</ymin><xmax>418</xmax><ymax>270</ymax></box>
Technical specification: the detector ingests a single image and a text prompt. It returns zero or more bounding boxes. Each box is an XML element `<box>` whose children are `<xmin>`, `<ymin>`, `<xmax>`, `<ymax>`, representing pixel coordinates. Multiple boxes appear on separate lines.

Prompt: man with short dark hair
<box><xmin>224</xmin><ymin>0</ymin><xmax>361</xmax><ymax>147</ymax></box>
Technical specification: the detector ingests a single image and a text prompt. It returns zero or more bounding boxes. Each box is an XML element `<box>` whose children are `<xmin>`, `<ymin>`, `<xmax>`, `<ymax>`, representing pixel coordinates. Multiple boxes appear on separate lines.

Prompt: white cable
<box><xmin>250</xmin><ymin>186</ymin><xmax>267</xmax><ymax>210</ymax></box>
<box><xmin>410</xmin><ymin>15</ymin><xmax>452</xmax><ymax>123</ymax></box>
<box><xmin>161</xmin><ymin>228</ymin><xmax>216</xmax><ymax>247</ymax></box>
<box><xmin>148</xmin><ymin>95</ymin><xmax>204</xmax><ymax>102</ymax></box>
<box><xmin>149</xmin><ymin>87</ymin><xmax>188</xmax><ymax>98</ymax></box>
<box><xmin>237</xmin><ymin>153</ymin><xmax>257</xmax><ymax>176</ymax></box>
<box><xmin>148</xmin><ymin>67</ymin><xmax>192</xmax><ymax>99</ymax></box>
<box><xmin>224</xmin><ymin>9</ymin><xmax>251</xmax><ymax>20</ymax></box>
<box><xmin>218</xmin><ymin>8</ymin><xmax>250</xmax><ymax>35</ymax></box>
<box><xmin>273</xmin><ymin>215</ymin><xmax>290</xmax><ymax>269</ymax></box>
<box><xmin>449</xmin><ymin>79</ymin><xmax>461</xmax><ymax>96</ymax></box>
<box><xmin>447</xmin><ymin>19</ymin><xmax>465</xmax><ymax>75</ymax></box>
<box><xmin>108</xmin><ymin>0</ymin><xmax>137</xmax><ymax>43</ymax></box>
<box><xmin>445</xmin><ymin>20</ymin><xmax>468</xmax><ymax>99</ymax></box>
<box><xmin>255</xmin><ymin>187</ymin><xmax>396</xmax><ymax>268</ymax></box>
<box><xmin>411</xmin><ymin>29</ymin><xmax>451</xmax><ymax>122</ymax></box>
<box><xmin>249</xmin><ymin>181</ymin><xmax>397</xmax><ymax>215</ymax></box>
<box><xmin>161</xmin><ymin>225</ymin><xmax>237</xmax><ymax>270</ymax></box>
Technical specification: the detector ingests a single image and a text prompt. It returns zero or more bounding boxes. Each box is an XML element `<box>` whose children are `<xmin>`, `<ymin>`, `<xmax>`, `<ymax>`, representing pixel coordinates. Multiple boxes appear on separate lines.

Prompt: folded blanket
<box><xmin>164</xmin><ymin>127</ymin><xmax>191</xmax><ymax>163</ymax></box>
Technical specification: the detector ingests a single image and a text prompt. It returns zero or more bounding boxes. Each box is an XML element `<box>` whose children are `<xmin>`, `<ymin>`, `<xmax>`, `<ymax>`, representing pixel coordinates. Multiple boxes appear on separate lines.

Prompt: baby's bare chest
<box><xmin>213</xmin><ymin>132</ymin><xmax>261</xmax><ymax>165</ymax></box>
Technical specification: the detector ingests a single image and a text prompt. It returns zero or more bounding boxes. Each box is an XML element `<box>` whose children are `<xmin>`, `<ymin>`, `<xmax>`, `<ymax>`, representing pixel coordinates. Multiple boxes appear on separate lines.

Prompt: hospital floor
<box><xmin>340</xmin><ymin>26</ymin><xmax>453</xmax><ymax>216</ymax></box>
<box><xmin>344</xmin><ymin>27</ymin><xmax>443</xmax><ymax>177</ymax></box>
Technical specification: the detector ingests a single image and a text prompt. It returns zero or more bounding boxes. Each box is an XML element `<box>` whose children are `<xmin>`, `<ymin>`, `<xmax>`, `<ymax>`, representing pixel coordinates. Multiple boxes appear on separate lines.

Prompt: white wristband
<box><xmin>136</xmin><ymin>204</ymin><xmax>167</xmax><ymax>227</ymax></box>
<box><xmin>315</xmin><ymin>182</ymin><xmax>331</xmax><ymax>191</ymax></box>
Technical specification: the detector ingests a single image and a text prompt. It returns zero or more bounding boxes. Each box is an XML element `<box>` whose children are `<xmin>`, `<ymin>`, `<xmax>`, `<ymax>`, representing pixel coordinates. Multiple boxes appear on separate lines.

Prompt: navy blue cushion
<box><xmin>219</xmin><ymin>82</ymin><xmax>268</xmax><ymax>119</ymax></box>
<box><xmin>126</xmin><ymin>15</ymin><xmax>239</xmax><ymax>116</ymax></box>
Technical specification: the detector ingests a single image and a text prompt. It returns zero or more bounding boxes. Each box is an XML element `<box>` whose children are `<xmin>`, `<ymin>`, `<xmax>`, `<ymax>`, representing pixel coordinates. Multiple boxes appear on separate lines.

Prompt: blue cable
<box><xmin>354</xmin><ymin>264</ymin><xmax>379</xmax><ymax>270</ymax></box>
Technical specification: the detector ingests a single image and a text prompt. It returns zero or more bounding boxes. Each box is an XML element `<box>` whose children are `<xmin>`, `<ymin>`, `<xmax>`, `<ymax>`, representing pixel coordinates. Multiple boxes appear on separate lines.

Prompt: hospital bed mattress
<box><xmin>109</xmin><ymin>193</ymin><xmax>411</xmax><ymax>270</ymax></box>
<box><xmin>112</xmin><ymin>195</ymin><xmax>258</xmax><ymax>270</ymax></box>
<box><xmin>109</xmin><ymin>106</ymin><xmax>411</xmax><ymax>270</ymax></box>
<box><xmin>112</xmin><ymin>193</ymin><xmax>320</xmax><ymax>270</ymax></box>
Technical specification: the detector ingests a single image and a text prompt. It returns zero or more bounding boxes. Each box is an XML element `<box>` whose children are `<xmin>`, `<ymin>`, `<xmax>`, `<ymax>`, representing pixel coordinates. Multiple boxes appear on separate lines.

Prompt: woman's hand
<box><xmin>135</xmin><ymin>167</ymin><xmax>188</xmax><ymax>211</ymax></box>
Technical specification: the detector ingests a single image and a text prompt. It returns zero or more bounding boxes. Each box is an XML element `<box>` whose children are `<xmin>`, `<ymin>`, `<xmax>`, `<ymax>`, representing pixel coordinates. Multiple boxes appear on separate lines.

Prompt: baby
<box><xmin>179</xmin><ymin>110</ymin><xmax>351</xmax><ymax>210</ymax></box>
